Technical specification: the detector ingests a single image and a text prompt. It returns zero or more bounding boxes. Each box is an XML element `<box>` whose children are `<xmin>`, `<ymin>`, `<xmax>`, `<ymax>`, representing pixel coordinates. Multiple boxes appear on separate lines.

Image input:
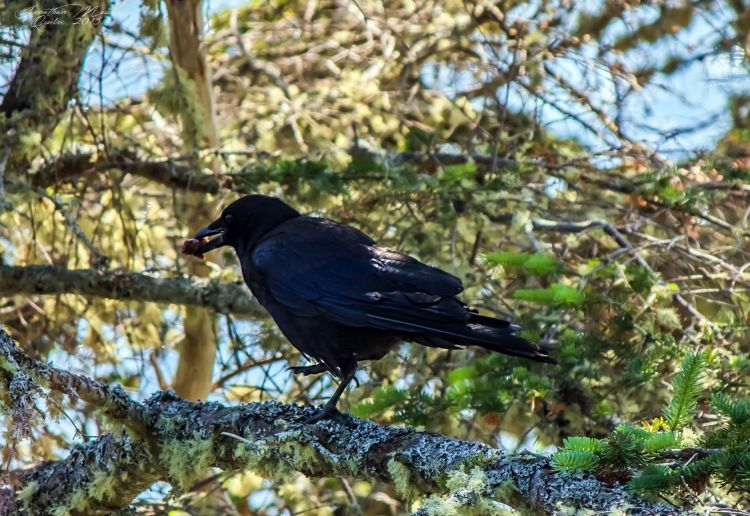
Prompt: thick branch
<box><xmin>0</xmin><ymin>329</ymin><xmax>683</xmax><ymax>515</ymax></box>
<box><xmin>28</xmin><ymin>146</ymin><xmax>525</xmax><ymax>195</ymax></box>
<box><xmin>13</xmin><ymin>433</ymin><xmax>158</xmax><ymax>515</ymax></box>
<box><xmin>0</xmin><ymin>265</ymin><xmax>264</xmax><ymax>318</ymax></box>
<box><xmin>30</xmin><ymin>152</ymin><xmax>222</xmax><ymax>194</ymax></box>
<box><xmin>10</xmin><ymin>395</ymin><xmax>687</xmax><ymax>515</ymax></box>
<box><xmin>0</xmin><ymin>330</ymin><xmax>148</xmax><ymax>434</ymax></box>
<box><xmin>29</xmin><ymin>148</ymin><xmax>750</xmax><ymax>210</ymax></box>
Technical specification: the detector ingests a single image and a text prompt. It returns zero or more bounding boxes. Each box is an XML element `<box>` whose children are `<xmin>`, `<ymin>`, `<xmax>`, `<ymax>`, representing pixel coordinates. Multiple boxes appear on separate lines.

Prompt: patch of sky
<box><xmin>423</xmin><ymin>3</ymin><xmax>750</xmax><ymax>165</ymax></box>
<box><xmin>249</xmin><ymin>487</ymin><xmax>281</xmax><ymax>514</ymax></box>
<box><xmin>608</xmin><ymin>3</ymin><xmax>747</xmax><ymax>158</ymax></box>
<box><xmin>0</xmin><ymin>234</ymin><xmax>16</xmax><ymax>264</ymax></box>
<box><xmin>79</xmin><ymin>0</ymin><xmax>247</xmax><ymax>106</ymax></box>
<box><xmin>209</xmin><ymin>316</ymin><xmax>293</xmax><ymax>404</ymax></box>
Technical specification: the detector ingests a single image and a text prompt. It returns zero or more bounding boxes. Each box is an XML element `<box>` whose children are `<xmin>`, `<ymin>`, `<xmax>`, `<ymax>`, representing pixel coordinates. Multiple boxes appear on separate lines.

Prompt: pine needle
<box><xmin>663</xmin><ymin>351</ymin><xmax>708</xmax><ymax>431</ymax></box>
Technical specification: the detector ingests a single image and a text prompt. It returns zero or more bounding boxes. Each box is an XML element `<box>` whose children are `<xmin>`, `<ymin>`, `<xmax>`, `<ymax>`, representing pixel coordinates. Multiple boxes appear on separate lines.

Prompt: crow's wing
<box><xmin>250</xmin><ymin>218</ymin><xmax>468</xmax><ymax>330</ymax></box>
<box><xmin>251</xmin><ymin>217</ymin><xmax>554</xmax><ymax>364</ymax></box>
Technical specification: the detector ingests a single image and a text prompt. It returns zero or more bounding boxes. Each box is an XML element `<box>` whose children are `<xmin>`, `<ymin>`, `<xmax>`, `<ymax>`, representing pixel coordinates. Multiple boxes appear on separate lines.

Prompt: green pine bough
<box><xmin>552</xmin><ymin>351</ymin><xmax>750</xmax><ymax>503</ymax></box>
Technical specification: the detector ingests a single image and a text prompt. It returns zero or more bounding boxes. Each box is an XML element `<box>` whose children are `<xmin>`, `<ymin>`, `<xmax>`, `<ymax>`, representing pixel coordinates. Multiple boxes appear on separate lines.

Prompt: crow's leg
<box><xmin>290</xmin><ymin>363</ymin><xmax>359</xmax><ymax>386</ymax></box>
<box><xmin>307</xmin><ymin>361</ymin><xmax>358</xmax><ymax>424</ymax></box>
<box><xmin>288</xmin><ymin>363</ymin><xmax>329</xmax><ymax>376</ymax></box>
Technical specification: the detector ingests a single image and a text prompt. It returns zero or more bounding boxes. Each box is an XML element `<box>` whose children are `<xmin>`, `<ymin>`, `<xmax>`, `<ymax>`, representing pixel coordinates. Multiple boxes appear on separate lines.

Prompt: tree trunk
<box><xmin>164</xmin><ymin>0</ymin><xmax>222</xmax><ymax>402</ymax></box>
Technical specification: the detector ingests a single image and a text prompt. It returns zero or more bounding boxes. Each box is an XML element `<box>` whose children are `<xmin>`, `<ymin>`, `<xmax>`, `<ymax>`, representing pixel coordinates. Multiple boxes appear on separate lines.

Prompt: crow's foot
<box><xmin>305</xmin><ymin>361</ymin><xmax>357</xmax><ymax>424</ymax></box>
<box><xmin>306</xmin><ymin>405</ymin><xmax>343</xmax><ymax>424</ymax></box>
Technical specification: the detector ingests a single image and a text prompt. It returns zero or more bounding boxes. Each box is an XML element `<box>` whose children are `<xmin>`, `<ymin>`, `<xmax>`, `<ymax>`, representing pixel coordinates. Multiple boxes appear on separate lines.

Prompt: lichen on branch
<box><xmin>0</xmin><ymin>265</ymin><xmax>264</xmax><ymax>317</ymax></box>
<box><xmin>0</xmin><ymin>328</ymin><xmax>683</xmax><ymax>515</ymax></box>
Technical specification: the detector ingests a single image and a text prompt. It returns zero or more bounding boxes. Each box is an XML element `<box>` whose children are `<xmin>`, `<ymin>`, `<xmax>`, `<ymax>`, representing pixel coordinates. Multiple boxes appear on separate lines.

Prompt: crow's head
<box><xmin>184</xmin><ymin>195</ymin><xmax>300</xmax><ymax>257</ymax></box>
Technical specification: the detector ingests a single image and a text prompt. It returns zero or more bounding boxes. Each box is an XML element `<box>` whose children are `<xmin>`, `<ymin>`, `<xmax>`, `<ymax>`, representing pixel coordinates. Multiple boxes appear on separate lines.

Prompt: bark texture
<box><xmin>0</xmin><ymin>328</ymin><xmax>686</xmax><ymax>516</ymax></box>
<box><xmin>0</xmin><ymin>265</ymin><xmax>264</xmax><ymax>318</ymax></box>
<box><xmin>164</xmin><ymin>0</ymin><xmax>219</xmax><ymax>150</ymax></box>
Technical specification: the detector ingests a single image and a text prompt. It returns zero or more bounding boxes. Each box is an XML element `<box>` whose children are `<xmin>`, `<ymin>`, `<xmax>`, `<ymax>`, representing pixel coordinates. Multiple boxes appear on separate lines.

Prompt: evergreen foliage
<box><xmin>484</xmin><ymin>251</ymin><xmax>562</xmax><ymax>275</ymax></box>
<box><xmin>552</xmin><ymin>352</ymin><xmax>750</xmax><ymax>505</ymax></box>
<box><xmin>512</xmin><ymin>284</ymin><xmax>586</xmax><ymax>307</ymax></box>
<box><xmin>351</xmin><ymin>354</ymin><xmax>550</xmax><ymax>425</ymax></box>
<box><xmin>663</xmin><ymin>351</ymin><xmax>708</xmax><ymax>431</ymax></box>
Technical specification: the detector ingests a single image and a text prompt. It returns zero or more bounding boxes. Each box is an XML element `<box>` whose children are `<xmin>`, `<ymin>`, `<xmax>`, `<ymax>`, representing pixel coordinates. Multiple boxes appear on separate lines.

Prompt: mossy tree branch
<box><xmin>0</xmin><ymin>329</ymin><xmax>685</xmax><ymax>515</ymax></box>
<box><xmin>28</xmin><ymin>147</ymin><xmax>750</xmax><ymax>205</ymax></box>
<box><xmin>0</xmin><ymin>328</ymin><xmax>148</xmax><ymax>434</ymax></box>
<box><xmin>28</xmin><ymin>152</ymin><xmax>222</xmax><ymax>194</ymax></box>
<box><xmin>0</xmin><ymin>265</ymin><xmax>264</xmax><ymax>318</ymax></box>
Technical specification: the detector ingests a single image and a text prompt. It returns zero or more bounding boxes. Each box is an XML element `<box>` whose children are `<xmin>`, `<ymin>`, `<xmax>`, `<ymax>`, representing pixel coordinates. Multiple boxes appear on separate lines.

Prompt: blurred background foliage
<box><xmin>1</xmin><ymin>0</ymin><xmax>750</xmax><ymax>513</ymax></box>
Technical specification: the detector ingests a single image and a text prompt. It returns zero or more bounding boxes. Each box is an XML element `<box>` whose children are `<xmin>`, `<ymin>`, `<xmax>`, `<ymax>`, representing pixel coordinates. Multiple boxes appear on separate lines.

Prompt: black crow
<box><xmin>183</xmin><ymin>195</ymin><xmax>554</xmax><ymax>421</ymax></box>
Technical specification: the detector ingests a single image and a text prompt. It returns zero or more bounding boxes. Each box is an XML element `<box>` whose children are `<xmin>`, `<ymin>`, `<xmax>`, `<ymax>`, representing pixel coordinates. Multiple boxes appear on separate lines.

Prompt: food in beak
<box><xmin>181</xmin><ymin>238</ymin><xmax>208</xmax><ymax>258</ymax></box>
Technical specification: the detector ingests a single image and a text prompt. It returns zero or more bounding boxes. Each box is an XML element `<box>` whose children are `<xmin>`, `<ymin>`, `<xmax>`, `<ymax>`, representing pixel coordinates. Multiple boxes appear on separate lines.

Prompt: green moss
<box><xmin>445</xmin><ymin>466</ymin><xmax>486</xmax><ymax>493</ymax></box>
<box><xmin>0</xmin><ymin>350</ymin><xmax>19</xmax><ymax>375</ymax></box>
<box><xmin>279</xmin><ymin>440</ymin><xmax>319</xmax><ymax>472</ymax></box>
<box><xmin>43</xmin><ymin>467</ymin><xmax>120</xmax><ymax>516</ymax></box>
<box><xmin>554</xmin><ymin>506</ymin><xmax>596</xmax><ymax>516</ymax></box>
<box><xmin>88</xmin><ymin>469</ymin><xmax>117</xmax><ymax>502</ymax></box>
<box><xmin>66</xmin><ymin>489</ymin><xmax>88</xmax><ymax>514</ymax></box>
<box><xmin>419</xmin><ymin>493</ymin><xmax>515</xmax><ymax>516</ymax></box>
<box><xmin>473</xmin><ymin>499</ymin><xmax>518</xmax><ymax>515</ymax></box>
<box><xmin>16</xmin><ymin>441</ymin><xmax>137</xmax><ymax>514</ymax></box>
<box><xmin>160</xmin><ymin>432</ymin><xmax>216</xmax><ymax>491</ymax></box>
<box><xmin>229</xmin><ymin>429</ymin><xmax>363</xmax><ymax>484</ymax></box>
<box><xmin>17</xmin><ymin>480</ymin><xmax>38</xmax><ymax>507</ymax></box>
<box><xmin>418</xmin><ymin>466</ymin><xmax>517</xmax><ymax>515</ymax></box>
<box><xmin>253</xmin><ymin>448</ymin><xmax>298</xmax><ymax>481</ymax></box>
<box><xmin>418</xmin><ymin>493</ymin><xmax>462</xmax><ymax>515</ymax></box>
<box><xmin>232</xmin><ymin>438</ymin><xmax>263</xmax><ymax>466</ymax></box>
<box><xmin>232</xmin><ymin>437</ymin><xmax>279</xmax><ymax>479</ymax></box>
<box><xmin>387</xmin><ymin>458</ymin><xmax>414</xmax><ymax>499</ymax></box>
<box><xmin>236</xmin><ymin>437</ymin><xmax>309</xmax><ymax>481</ymax></box>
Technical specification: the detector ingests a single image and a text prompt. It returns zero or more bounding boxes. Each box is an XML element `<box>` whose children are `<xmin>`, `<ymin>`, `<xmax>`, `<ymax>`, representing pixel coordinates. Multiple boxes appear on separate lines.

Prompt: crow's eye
<box><xmin>225</xmin><ymin>214</ymin><xmax>234</xmax><ymax>224</ymax></box>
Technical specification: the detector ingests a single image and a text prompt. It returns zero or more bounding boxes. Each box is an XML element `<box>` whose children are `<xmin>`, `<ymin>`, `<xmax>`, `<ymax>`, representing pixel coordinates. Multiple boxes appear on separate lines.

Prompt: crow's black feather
<box><xmin>187</xmin><ymin>195</ymin><xmax>554</xmax><ymax>421</ymax></box>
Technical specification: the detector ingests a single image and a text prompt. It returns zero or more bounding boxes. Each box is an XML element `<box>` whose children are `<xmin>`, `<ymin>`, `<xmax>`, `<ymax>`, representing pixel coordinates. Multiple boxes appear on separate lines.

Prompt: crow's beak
<box><xmin>193</xmin><ymin>219</ymin><xmax>227</xmax><ymax>254</ymax></box>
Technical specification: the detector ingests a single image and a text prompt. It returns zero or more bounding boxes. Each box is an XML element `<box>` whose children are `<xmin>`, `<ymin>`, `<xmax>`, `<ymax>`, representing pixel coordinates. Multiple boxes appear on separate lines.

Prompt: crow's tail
<box><xmin>373</xmin><ymin>309</ymin><xmax>555</xmax><ymax>363</ymax></box>
<box><xmin>453</xmin><ymin>313</ymin><xmax>556</xmax><ymax>363</ymax></box>
<box><xmin>367</xmin><ymin>299</ymin><xmax>557</xmax><ymax>364</ymax></box>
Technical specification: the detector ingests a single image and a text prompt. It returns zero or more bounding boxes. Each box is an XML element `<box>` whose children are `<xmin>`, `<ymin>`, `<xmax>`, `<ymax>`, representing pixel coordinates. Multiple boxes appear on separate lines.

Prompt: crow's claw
<box><xmin>306</xmin><ymin>405</ymin><xmax>343</xmax><ymax>424</ymax></box>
